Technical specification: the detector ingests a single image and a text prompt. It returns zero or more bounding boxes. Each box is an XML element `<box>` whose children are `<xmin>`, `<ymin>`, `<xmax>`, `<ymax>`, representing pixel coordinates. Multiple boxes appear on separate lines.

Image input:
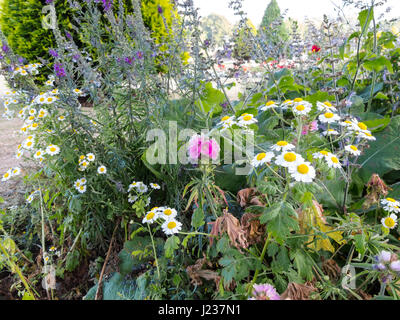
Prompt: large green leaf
<box><xmin>358</xmin><ymin>8</ymin><xmax>374</xmax><ymax>33</ymax></box>
<box><xmin>363</xmin><ymin>56</ymin><xmax>393</xmax><ymax>74</ymax></box>
<box><xmin>358</xmin><ymin>116</ymin><xmax>400</xmax><ymax>183</ymax></box>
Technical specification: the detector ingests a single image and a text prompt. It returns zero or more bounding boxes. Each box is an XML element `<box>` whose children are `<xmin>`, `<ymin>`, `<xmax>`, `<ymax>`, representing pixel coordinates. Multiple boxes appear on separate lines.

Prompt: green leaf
<box><xmin>358</xmin><ymin>8</ymin><xmax>374</xmax><ymax>34</ymax></box>
<box><xmin>195</xmin><ymin>82</ymin><xmax>224</xmax><ymax>115</ymax></box>
<box><xmin>290</xmin><ymin>250</ymin><xmax>314</xmax><ymax>281</ymax></box>
<box><xmin>363</xmin><ymin>56</ymin><xmax>393</xmax><ymax>74</ymax></box>
<box><xmin>259</xmin><ymin>202</ymin><xmax>282</xmax><ymax>224</ymax></box>
<box><xmin>164</xmin><ymin>235</ymin><xmax>180</xmax><ymax>259</ymax></box>
<box><xmin>358</xmin><ymin>116</ymin><xmax>400</xmax><ymax>183</ymax></box>
<box><xmin>191</xmin><ymin>206</ymin><xmax>205</xmax><ymax>229</ymax></box>
<box><xmin>354</xmin><ymin>233</ymin><xmax>366</xmax><ymax>256</ymax></box>
<box><xmin>264</xmin><ymin>202</ymin><xmax>299</xmax><ymax>244</ymax></box>
<box><xmin>363</xmin><ymin>118</ymin><xmax>391</xmax><ymax>133</ymax></box>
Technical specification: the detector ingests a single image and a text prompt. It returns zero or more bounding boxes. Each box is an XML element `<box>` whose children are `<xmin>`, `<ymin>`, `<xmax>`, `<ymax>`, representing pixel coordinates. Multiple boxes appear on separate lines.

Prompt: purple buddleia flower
<box><xmin>65</xmin><ymin>31</ymin><xmax>72</xmax><ymax>40</ymax></box>
<box><xmin>124</xmin><ymin>56</ymin><xmax>135</xmax><ymax>65</ymax></box>
<box><xmin>72</xmin><ymin>54</ymin><xmax>80</xmax><ymax>62</ymax></box>
<box><xmin>102</xmin><ymin>0</ymin><xmax>113</xmax><ymax>11</ymax></box>
<box><xmin>0</xmin><ymin>55</ymin><xmax>3</xmax><ymax>60</ymax></box>
<box><xmin>54</xmin><ymin>63</ymin><xmax>66</xmax><ymax>78</ymax></box>
<box><xmin>18</xmin><ymin>57</ymin><xmax>24</xmax><ymax>64</ymax></box>
<box><xmin>157</xmin><ymin>5</ymin><xmax>163</xmax><ymax>14</ymax></box>
<box><xmin>136</xmin><ymin>51</ymin><xmax>143</xmax><ymax>60</ymax></box>
<box><xmin>49</xmin><ymin>49</ymin><xmax>58</xmax><ymax>58</ymax></box>
<box><xmin>2</xmin><ymin>44</ymin><xmax>9</xmax><ymax>53</ymax></box>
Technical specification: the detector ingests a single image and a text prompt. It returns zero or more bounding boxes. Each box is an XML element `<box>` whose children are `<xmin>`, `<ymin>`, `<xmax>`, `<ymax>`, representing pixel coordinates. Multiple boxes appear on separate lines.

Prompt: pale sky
<box><xmin>192</xmin><ymin>0</ymin><xmax>400</xmax><ymax>26</ymax></box>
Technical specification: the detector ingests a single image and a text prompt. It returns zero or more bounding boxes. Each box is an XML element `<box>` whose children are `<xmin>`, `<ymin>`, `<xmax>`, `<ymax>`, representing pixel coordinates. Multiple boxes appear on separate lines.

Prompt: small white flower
<box><xmin>275</xmin><ymin>151</ymin><xmax>304</xmax><ymax>168</ymax></box>
<box><xmin>160</xmin><ymin>207</ymin><xmax>178</xmax><ymax>220</ymax></box>
<box><xmin>97</xmin><ymin>165</ymin><xmax>107</xmax><ymax>174</ymax></box>
<box><xmin>345</xmin><ymin>145</ymin><xmax>361</xmax><ymax>156</ymax></box>
<box><xmin>326</xmin><ymin>154</ymin><xmax>342</xmax><ymax>169</ymax></box>
<box><xmin>128</xmin><ymin>195</ymin><xmax>138</xmax><ymax>203</ymax></box>
<box><xmin>86</xmin><ymin>153</ymin><xmax>95</xmax><ymax>162</ymax></box>
<box><xmin>312</xmin><ymin>150</ymin><xmax>330</xmax><ymax>160</ymax></box>
<box><xmin>23</xmin><ymin>139</ymin><xmax>35</xmax><ymax>150</ymax></box>
<box><xmin>292</xmin><ymin>103</ymin><xmax>311</xmax><ymax>116</ymax></box>
<box><xmin>322</xmin><ymin>129</ymin><xmax>339</xmax><ymax>136</ymax></box>
<box><xmin>318</xmin><ymin>112</ymin><xmax>340</xmax><ymax>124</ymax></box>
<box><xmin>316</xmin><ymin>101</ymin><xmax>337</xmax><ymax>112</ymax></box>
<box><xmin>46</xmin><ymin>145</ymin><xmax>60</xmax><ymax>156</ymax></box>
<box><xmin>381</xmin><ymin>198</ymin><xmax>400</xmax><ymax>213</ymax></box>
<box><xmin>142</xmin><ymin>210</ymin><xmax>159</xmax><ymax>224</ymax></box>
<box><xmin>1</xmin><ymin>169</ymin><xmax>12</xmax><ymax>182</ymax></box>
<box><xmin>136</xmin><ymin>182</ymin><xmax>148</xmax><ymax>193</ymax></box>
<box><xmin>237</xmin><ymin>113</ymin><xmax>258</xmax><ymax>127</ymax></box>
<box><xmin>251</xmin><ymin>152</ymin><xmax>275</xmax><ymax>168</ymax></box>
<box><xmin>271</xmin><ymin>141</ymin><xmax>295</xmax><ymax>152</ymax></box>
<box><xmin>381</xmin><ymin>214</ymin><xmax>398</xmax><ymax>230</ymax></box>
<box><xmin>288</xmin><ymin>162</ymin><xmax>316</xmax><ymax>183</ymax></box>
<box><xmin>161</xmin><ymin>218</ymin><xmax>182</xmax><ymax>235</ymax></box>
<box><xmin>260</xmin><ymin>100</ymin><xmax>279</xmax><ymax>111</ymax></box>
<box><xmin>58</xmin><ymin>115</ymin><xmax>66</xmax><ymax>121</ymax></box>
<box><xmin>357</xmin><ymin>130</ymin><xmax>376</xmax><ymax>141</ymax></box>
<box><xmin>280</xmin><ymin>99</ymin><xmax>294</xmax><ymax>110</ymax></box>
<box><xmin>77</xmin><ymin>184</ymin><xmax>87</xmax><ymax>193</ymax></box>
<box><xmin>150</xmin><ymin>183</ymin><xmax>160</xmax><ymax>189</ymax></box>
<box><xmin>11</xmin><ymin>167</ymin><xmax>21</xmax><ymax>176</ymax></box>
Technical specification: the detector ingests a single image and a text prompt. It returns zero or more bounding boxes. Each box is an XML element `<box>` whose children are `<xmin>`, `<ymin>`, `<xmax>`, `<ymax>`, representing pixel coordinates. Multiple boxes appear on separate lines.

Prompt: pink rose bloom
<box><xmin>188</xmin><ymin>134</ymin><xmax>220</xmax><ymax>162</ymax></box>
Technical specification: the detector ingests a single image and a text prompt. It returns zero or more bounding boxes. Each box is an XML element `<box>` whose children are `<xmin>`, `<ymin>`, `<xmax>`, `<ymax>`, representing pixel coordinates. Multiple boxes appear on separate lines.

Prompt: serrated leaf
<box><xmin>164</xmin><ymin>235</ymin><xmax>180</xmax><ymax>259</ymax></box>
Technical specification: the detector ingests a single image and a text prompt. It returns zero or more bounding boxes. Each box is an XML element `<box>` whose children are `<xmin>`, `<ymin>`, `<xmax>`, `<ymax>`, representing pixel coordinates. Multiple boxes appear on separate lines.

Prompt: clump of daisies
<box><xmin>127</xmin><ymin>181</ymin><xmax>161</xmax><ymax>207</ymax></box>
<box><xmin>1</xmin><ymin>167</ymin><xmax>21</xmax><ymax>182</ymax></box>
<box><xmin>74</xmin><ymin>177</ymin><xmax>87</xmax><ymax>194</ymax></box>
<box><xmin>78</xmin><ymin>153</ymin><xmax>96</xmax><ymax>171</ymax></box>
<box><xmin>380</xmin><ymin>197</ymin><xmax>399</xmax><ymax>233</ymax></box>
<box><xmin>142</xmin><ymin>206</ymin><xmax>182</xmax><ymax>236</ymax></box>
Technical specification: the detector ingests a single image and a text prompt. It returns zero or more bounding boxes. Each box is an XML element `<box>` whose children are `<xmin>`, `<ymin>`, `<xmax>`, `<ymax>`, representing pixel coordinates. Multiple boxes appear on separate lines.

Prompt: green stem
<box><xmin>147</xmin><ymin>224</ymin><xmax>160</xmax><ymax>280</ymax></box>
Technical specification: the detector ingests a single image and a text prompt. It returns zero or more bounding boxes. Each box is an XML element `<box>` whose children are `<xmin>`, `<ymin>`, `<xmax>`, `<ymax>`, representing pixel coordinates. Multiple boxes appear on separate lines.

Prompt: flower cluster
<box><xmin>380</xmin><ymin>198</ymin><xmax>399</xmax><ymax>231</ymax></box>
<box><xmin>142</xmin><ymin>206</ymin><xmax>182</xmax><ymax>236</ymax></box>
<box><xmin>127</xmin><ymin>181</ymin><xmax>160</xmax><ymax>206</ymax></box>
<box><xmin>248</xmin><ymin>283</ymin><xmax>280</xmax><ymax>300</ymax></box>
<box><xmin>78</xmin><ymin>153</ymin><xmax>96</xmax><ymax>171</ymax></box>
<box><xmin>1</xmin><ymin>167</ymin><xmax>21</xmax><ymax>182</ymax></box>
<box><xmin>74</xmin><ymin>177</ymin><xmax>87</xmax><ymax>194</ymax></box>
<box><xmin>12</xmin><ymin>63</ymin><xmax>42</xmax><ymax>77</ymax></box>
<box><xmin>188</xmin><ymin>134</ymin><xmax>220</xmax><ymax>162</ymax></box>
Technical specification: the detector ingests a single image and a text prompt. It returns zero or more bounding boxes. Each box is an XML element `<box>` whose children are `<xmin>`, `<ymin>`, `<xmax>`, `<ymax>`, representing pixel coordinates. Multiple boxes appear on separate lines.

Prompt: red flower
<box><xmin>311</xmin><ymin>45</ymin><xmax>321</xmax><ymax>53</ymax></box>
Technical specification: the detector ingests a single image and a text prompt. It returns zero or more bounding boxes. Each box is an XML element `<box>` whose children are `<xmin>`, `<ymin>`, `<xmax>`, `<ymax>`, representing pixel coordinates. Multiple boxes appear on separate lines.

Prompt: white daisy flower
<box><xmin>326</xmin><ymin>154</ymin><xmax>342</xmax><ymax>169</ymax></box>
<box><xmin>79</xmin><ymin>177</ymin><xmax>87</xmax><ymax>185</ymax></box>
<box><xmin>275</xmin><ymin>151</ymin><xmax>304</xmax><ymax>168</ymax></box>
<box><xmin>260</xmin><ymin>100</ymin><xmax>279</xmax><ymax>111</ymax></box>
<box><xmin>16</xmin><ymin>150</ymin><xmax>23</xmax><ymax>159</ymax></box>
<box><xmin>37</xmin><ymin>108</ymin><xmax>48</xmax><ymax>118</ymax></box>
<box><xmin>128</xmin><ymin>182</ymin><xmax>138</xmax><ymax>192</ymax></box>
<box><xmin>1</xmin><ymin>169</ymin><xmax>12</xmax><ymax>182</ymax></box>
<box><xmin>237</xmin><ymin>113</ymin><xmax>258</xmax><ymax>127</ymax></box>
<box><xmin>271</xmin><ymin>141</ymin><xmax>296</xmax><ymax>152</ymax></box>
<box><xmin>11</xmin><ymin>167</ymin><xmax>21</xmax><ymax>176</ymax></box>
<box><xmin>74</xmin><ymin>179</ymin><xmax>82</xmax><ymax>189</ymax></box>
<box><xmin>46</xmin><ymin>145</ymin><xmax>60</xmax><ymax>156</ymax></box>
<box><xmin>86</xmin><ymin>153</ymin><xmax>95</xmax><ymax>162</ymax></box>
<box><xmin>73</xmin><ymin>88</ymin><xmax>83</xmax><ymax>95</ymax></box>
<box><xmin>79</xmin><ymin>160</ymin><xmax>89</xmax><ymax>169</ymax></box>
<box><xmin>128</xmin><ymin>195</ymin><xmax>138</xmax><ymax>203</ymax></box>
<box><xmin>322</xmin><ymin>129</ymin><xmax>339</xmax><ymax>136</ymax></box>
<box><xmin>357</xmin><ymin>131</ymin><xmax>376</xmax><ymax>141</ymax></box>
<box><xmin>28</xmin><ymin>108</ymin><xmax>37</xmax><ymax>116</ymax></box>
<box><xmin>161</xmin><ymin>218</ymin><xmax>182</xmax><ymax>235</ymax></box>
<box><xmin>288</xmin><ymin>162</ymin><xmax>316</xmax><ymax>183</ymax></box>
<box><xmin>26</xmin><ymin>194</ymin><xmax>35</xmax><ymax>203</ymax></box>
<box><xmin>218</xmin><ymin>116</ymin><xmax>236</xmax><ymax>129</ymax></box>
<box><xmin>29</xmin><ymin>123</ymin><xmax>39</xmax><ymax>131</ymax></box>
<box><xmin>160</xmin><ymin>207</ymin><xmax>178</xmax><ymax>220</ymax></box>
<box><xmin>318</xmin><ymin>112</ymin><xmax>340</xmax><ymax>124</ymax></box>
<box><xmin>150</xmin><ymin>183</ymin><xmax>160</xmax><ymax>189</ymax></box>
<box><xmin>23</xmin><ymin>139</ymin><xmax>35</xmax><ymax>150</ymax></box>
<box><xmin>292</xmin><ymin>102</ymin><xmax>312</xmax><ymax>116</ymax></box>
<box><xmin>280</xmin><ymin>99</ymin><xmax>294</xmax><ymax>110</ymax></box>
<box><xmin>381</xmin><ymin>214</ymin><xmax>398</xmax><ymax>230</ymax></box>
<box><xmin>34</xmin><ymin>149</ymin><xmax>45</xmax><ymax>160</ymax></box>
<box><xmin>136</xmin><ymin>182</ymin><xmax>148</xmax><ymax>193</ymax></box>
<box><xmin>345</xmin><ymin>145</ymin><xmax>361</xmax><ymax>156</ymax></box>
<box><xmin>312</xmin><ymin>150</ymin><xmax>330</xmax><ymax>160</ymax></box>
<box><xmin>381</xmin><ymin>198</ymin><xmax>400</xmax><ymax>213</ymax></box>
<box><xmin>142</xmin><ymin>210</ymin><xmax>159</xmax><ymax>224</ymax></box>
<box><xmin>251</xmin><ymin>152</ymin><xmax>275</xmax><ymax>167</ymax></box>
<box><xmin>77</xmin><ymin>184</ymin><xmax>87</xmax><ymax>194</ymax></box>
<box><xmin>317</xmin><ymin>101</ymin><xmax>337</xmax><ymax>112</ymax></box>
<box><xmin>44</xmin><ymin>96</ymin><xmax>57</xmax><ymax>104</ymax></box>
<box><xmin>97</xmin><ymin>165</ymin><xmax>107</xmax><ymax>174</ymax></box>
<box><xmin>58</xmin><ymin>115</ymin><xmax>66</xmax><ymax>121</ymax></box>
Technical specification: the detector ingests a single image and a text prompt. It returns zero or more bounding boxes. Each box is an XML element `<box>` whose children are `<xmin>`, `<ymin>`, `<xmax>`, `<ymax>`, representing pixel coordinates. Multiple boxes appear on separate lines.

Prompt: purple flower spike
<box><xmin>2</xmin><ymin>44</ymin><xmax>9</xmax><ymax>53</ymax></box>
<box><xmin>49</xmin><ymin>49</ymin><xmax>58</xmax><ymax>58</ymax></box>
<box><xmin>54</xmin><ymin>63</ymin><xmax>66</xmax><ymax>78</ymax></box>
<box><xmin>157</xmin><ymin>5</ymin><xmax>163</xmax><ymax>14</ymax></box>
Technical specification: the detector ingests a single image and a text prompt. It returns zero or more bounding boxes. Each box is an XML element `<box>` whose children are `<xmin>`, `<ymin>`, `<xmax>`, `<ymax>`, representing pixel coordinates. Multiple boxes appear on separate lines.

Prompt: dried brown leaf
<box><xmin>281</xmin><ymin>282</ymin><xmax>318</xmax><ymax>300</ymax></box>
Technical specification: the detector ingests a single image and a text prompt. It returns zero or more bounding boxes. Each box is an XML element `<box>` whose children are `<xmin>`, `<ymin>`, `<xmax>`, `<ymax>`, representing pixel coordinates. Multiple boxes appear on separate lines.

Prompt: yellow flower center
<box><xmin>384</xmin><ymin>217</ymin><xmax>395</xmax><ymax>228</ymax></box>
<box><xmin>324</xmin><ymin>101</ymin><xmax>332</xmax><ymax>107</ymax></box>
<box><xmin>27</xmin><ymin>141</ymin><xmax>32</xmax><ymax>147</ymax></box>
<box><xmin>164</xmin><ymin>209</ymin><xmax>172</xmax><ymax>216</ymax></box>
<box><xmin>350</xmin><ymin>145</ymin><xmax>358</xmax><ymax>151</ymax></box>
<box><xmin>100</xmin><ymin>167</ymin><xmax>105</xmax><ymax>172</ymax></box>
<box><xmin>294</xmin><ymin>98</ymin><xmax>303</xmax><ymax>103</ymax></box>
<box><xmin>297</xmin><ymin>164</ymin><xmax>309</xmax><ymax>174</ymax></box>
<box><xmin>256</xmin><ymin>153</ymin><xmax>266</xmax><ymax>161</ymax></box>
<box><xmin>296</xmin><ymin>105</ymin><xmax>305</xmax><ymax>111</ymax></box>
<box><xmin>4</xmin><ymin>172</ymin><xmax>9</xmax><ymax>178</ymax></box>
<box><xmin>284</xmin><ymin>99</ymin><xmax>292</xmax><ymax>104</ymax></box>
<box><xmin>167</xmin><ymin>221</ymin><xmax>177</xmax><ymax>229</ymax></box>
<box><xmin>283</xmin><ymin>152</ymin><xmax>297</xmax><ymax>162</ymax></box>
<box><xmin>266</xmin><ymin>101</ymin><xmax>275</xmax><ymax>106</ymax></box>
<box><xmin>277</xmin><ymin>141</ymin><xmax>288</xmax><ymax>147</ymax></box>
<box><xmin>358</xmin><ymin>122</ymin><xmax>368</xmax><ymax>130</ymax></box>
<box><xmin>50</xmin><ymin>147</ymin><xmax>56</xmax><ymax>152</ymax></box>
<box><xmin>331</xmin><ymin>156</ymin><xmax>339</xmax><ymax>164</ymax></box>
<box><xmin>324</xmin><ymin>112</ymin><xmax>334</xmax><ymax>119</ymax></box>
<box><xmin>146</xmin><ymin>212</ymin><xmax>155</xmax><ymax>220</ymax></box>
<box><xmin>221</xmin><ymin>116</ymin><xmax>230</xmax><ymax>121</ymax></box>
<box><xmin>40</xmin><ymin>97</ymin><xmax>45</xmax><ymax>102</ymax></box>
<box><xmin>243</xmin><ymin>115</ymin><xmax>253</xmax><ymax>121</ymax></box>
<box><xmin>386</xmin><ymin>198</ymin><xmax>396</xmax><ymax>202</ymax></box>
<box><xmin>320</xmin><ymin>151</ymin><xmax>329</xmax><ymax>156</ymax></box>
